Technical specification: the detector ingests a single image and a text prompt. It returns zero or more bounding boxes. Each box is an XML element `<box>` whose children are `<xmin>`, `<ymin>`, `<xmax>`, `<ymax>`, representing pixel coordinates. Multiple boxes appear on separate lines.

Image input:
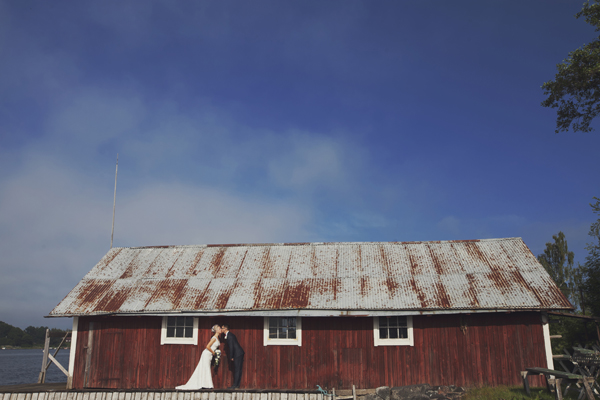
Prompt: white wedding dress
<box><xmin>176</xmin><ymin>335</ymin><xmax>220</xmax><ymax>390</ymax></box>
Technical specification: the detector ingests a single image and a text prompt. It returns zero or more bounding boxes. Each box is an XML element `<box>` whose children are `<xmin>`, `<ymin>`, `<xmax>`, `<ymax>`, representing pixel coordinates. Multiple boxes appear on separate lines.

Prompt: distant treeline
<box><xmin>0</xmin><ymin>321</ymin><xmax>70</xmax><ymax>348</ymax></box>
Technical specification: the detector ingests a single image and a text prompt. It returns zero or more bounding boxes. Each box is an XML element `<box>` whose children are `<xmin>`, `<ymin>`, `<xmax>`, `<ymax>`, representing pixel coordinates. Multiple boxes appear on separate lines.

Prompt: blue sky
<box><xmin>1</xmin><ymin>1</ymin><xmax>600</xmax><ymax>329</ymax></box>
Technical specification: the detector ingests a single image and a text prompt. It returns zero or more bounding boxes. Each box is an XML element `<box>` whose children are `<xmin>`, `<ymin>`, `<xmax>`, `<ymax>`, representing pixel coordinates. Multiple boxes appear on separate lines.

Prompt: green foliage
<box><xmin>463</xmin><ymin>385</ymin><xmax>579</xmax><ymax>399</ymax></box>
<box><xmin>549</xmin><ymin>316</ymin><xmax>595</xmax><ymax>355</ymax></box>
<box><xmin>0</xmin><ymin>321</ymin><xmax>69</xmax><ymax>348</ymax></box>
<box><xmin>537</xmin><ymin>231</ymin><xmax>582</xmax><ymax>309</ymax></box>
<box><xmin>583</xmin><ymin>197</ymin><xmax>600</xmax><ymax>316</ymax></box>
<box><xmin>541</xmin><ymin>0</ymin><xmax>600</xmax><ymax>133</ymax></box>
<box><xmin>536</xmin><ymin>230</ymin><xmax>597</xmax><ymax>354</ymax></box>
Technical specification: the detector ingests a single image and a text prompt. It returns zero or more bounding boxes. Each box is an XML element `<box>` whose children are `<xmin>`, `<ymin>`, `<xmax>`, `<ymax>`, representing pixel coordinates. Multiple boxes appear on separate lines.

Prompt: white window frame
<box><xmin>263</xmin><ymin>316</ymin><xmax>302</xmax><ymax>346</ymax></box>
<box><xmin>160</xmin><ymin>316</ymin><xmax>199</xmax><ymax>345</ymax></box>
<box><xmin>373</xmin><ymin>316</ymin><xmax>414</xmax><ymax>346</ymax></box>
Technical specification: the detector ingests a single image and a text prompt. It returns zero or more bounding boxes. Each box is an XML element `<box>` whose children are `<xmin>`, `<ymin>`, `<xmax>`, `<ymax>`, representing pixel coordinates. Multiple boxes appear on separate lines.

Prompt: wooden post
<box><xmin>554</xmin><ymin>378</ymin><xmax>563</xmax><ymax>400</ymax></box>
<box><xmin>352</xmin><ymin>386</ymin><xmax>356</xmax><ymax>400</ymax></box>
<box><xmin>83</xmin><ymin>322</ymin><xmax>95</xmax><ymax>388</ymax></box>
<box><xmin>332</xmin><ymin>388</ymin><xmax>336</xmax><ymax>400</ymax></box>
<box><xmin>521</xmin><ymin>371</ymin><xmax>530</xmax><ymax>396</ymax></box>
<box><xmin>38</xmin><ymin>329</ymin><xmax>50</xmax><ymax>383</ymax></box>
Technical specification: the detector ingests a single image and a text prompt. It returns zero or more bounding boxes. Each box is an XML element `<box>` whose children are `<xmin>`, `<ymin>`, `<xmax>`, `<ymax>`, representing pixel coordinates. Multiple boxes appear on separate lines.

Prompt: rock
<box><xmin>375</xmin><ymin>386</ymin><xmax>391</xmax><ymax>400</ymax></box>
<box><xmin>390</xmin><ymin>384</ymin><xmax>432</xmax><ymax>400</ymax></box>
<box><xmin>364</xmin><ymin>393</ymin><xmax>379</xmax><ymax>400</ymax></box>
<box><xmin>427</xmin><ymin>395</ymin><xmax>448</xmax><ymax>400</ymax></box>
<box><xmin>436</xmin><ymin>386</ymin><xmax>450</xmax><ymax>395</ymax></box>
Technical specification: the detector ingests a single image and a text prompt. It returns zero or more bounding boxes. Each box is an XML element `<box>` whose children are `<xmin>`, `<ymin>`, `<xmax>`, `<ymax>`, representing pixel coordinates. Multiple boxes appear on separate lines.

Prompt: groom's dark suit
<box><xmin>225</xmin><ymin>331</ymin><xmax>245</xmax><ymax>388</ymax></box>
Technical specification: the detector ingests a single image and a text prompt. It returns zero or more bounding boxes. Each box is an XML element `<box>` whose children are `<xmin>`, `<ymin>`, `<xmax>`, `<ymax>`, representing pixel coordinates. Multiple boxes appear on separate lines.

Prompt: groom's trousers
<box><xmin>233</xmin><ymin>355</ymin><xmax>244</xmax><ymax>387</ymax></box>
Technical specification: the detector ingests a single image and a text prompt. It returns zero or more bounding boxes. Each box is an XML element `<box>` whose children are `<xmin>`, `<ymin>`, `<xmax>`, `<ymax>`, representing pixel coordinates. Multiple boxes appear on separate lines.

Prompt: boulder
<box><xmin>390</xmin><ymin>384</ymin><xmax>432</xmax><ymax>400</ymax></box>
<box><xmin>375</xmin><ymin>386</ymin><xmax>391</xmax><ymax>400</ymax></box>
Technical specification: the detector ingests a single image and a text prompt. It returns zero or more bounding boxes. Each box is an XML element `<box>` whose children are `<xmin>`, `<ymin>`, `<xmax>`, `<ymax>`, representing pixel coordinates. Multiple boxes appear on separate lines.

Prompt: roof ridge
<box><xmin>114</xmin><ymin>237</ymin><xmax>522</xmax><ymax>250</ymax></box>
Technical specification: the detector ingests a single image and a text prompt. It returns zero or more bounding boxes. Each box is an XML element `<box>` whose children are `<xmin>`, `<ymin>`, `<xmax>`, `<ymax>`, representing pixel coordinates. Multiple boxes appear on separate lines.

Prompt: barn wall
<box><xmin>72</xmin><ymin>313</ymin><xmax>546</xmax><ymax>389</ymax></box>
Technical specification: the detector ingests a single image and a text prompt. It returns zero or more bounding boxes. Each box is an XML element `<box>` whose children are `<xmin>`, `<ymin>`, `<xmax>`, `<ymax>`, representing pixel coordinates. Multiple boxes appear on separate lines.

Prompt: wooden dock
<box><xmin>0</xmin><ymin>386</ymin><xmax>326</xmax><ymax>400</ymax></box>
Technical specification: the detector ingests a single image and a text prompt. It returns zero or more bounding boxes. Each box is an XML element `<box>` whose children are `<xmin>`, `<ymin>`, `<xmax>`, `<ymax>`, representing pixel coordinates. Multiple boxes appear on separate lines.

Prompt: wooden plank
<box><xmin>83</xmin><ymin>322</ymin><xmax>95</xmax><ymax>388</ymax></box>
<box><xmin>526</xmin><ymin>367</ymin><xmax>584</xmax><ymax>380</ymax></box>
<box><xmin>46</xmin><ymin>354</ymin><xmax>69</xmax><ymax>377</ymax></box>
<box><xmin>38</xmin><ymin>329</ymin><xmax>50</xmax><ymax>383</ymax></box>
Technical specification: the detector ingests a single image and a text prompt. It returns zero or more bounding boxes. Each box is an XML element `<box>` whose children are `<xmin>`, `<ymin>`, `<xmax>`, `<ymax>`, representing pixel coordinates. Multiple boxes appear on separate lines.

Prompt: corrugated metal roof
<box><xmin>48</xmin><ymin>237</ymin><xmax>573</xmax><ymax>317</ymax></box>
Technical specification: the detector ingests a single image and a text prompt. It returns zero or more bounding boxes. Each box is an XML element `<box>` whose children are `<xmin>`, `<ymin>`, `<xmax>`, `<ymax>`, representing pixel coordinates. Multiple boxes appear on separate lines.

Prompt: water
<box><xmin>0</xmin><ymin>349</ymin><xmax>70</xmax><ymax>386</ymax></box>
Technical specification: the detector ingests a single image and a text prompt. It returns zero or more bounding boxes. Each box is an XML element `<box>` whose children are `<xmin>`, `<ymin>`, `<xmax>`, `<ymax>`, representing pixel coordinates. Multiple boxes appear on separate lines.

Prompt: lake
<box><xmin>0</xmin><ymin>349</ymin><xmax>70</xmax><ymax>386</ymax></box>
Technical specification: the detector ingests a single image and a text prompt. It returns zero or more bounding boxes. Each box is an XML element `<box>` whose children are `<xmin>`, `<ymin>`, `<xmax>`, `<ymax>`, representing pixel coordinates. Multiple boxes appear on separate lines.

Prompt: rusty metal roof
<box><xmin>48</xmin><ymin>237</ymin><xmax>573</xmax><ymax>317</ymax></box>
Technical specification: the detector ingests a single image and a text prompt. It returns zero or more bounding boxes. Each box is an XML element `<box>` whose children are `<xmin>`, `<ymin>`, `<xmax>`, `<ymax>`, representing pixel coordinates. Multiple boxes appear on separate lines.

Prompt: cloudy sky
<box><xmin>1</xmin><ymin>1</ymin><xmax>600</xmax><ymax>330</ymax></box>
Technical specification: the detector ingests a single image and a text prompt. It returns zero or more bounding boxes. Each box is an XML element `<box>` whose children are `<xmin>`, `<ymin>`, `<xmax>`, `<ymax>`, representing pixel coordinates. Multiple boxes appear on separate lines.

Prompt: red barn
<box><xmin>48</xmin><ymin>237</ymin><xmax>572</xmax><ymax>390</ymax></box>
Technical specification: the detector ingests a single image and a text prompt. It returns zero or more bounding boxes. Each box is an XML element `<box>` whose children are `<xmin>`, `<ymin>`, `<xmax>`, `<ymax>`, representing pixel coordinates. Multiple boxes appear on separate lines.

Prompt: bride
<box><xmin>176</xmin><ymin>324</ymin><xmax>222</xmax><ymax>390</ymax></box>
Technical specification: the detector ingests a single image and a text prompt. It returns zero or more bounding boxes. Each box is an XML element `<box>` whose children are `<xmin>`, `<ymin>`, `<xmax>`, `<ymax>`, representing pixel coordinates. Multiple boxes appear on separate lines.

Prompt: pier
<box><xmin>0</xmin><ymin>385</ymin><xmax>326</xmax><ymax>400</ymax></box>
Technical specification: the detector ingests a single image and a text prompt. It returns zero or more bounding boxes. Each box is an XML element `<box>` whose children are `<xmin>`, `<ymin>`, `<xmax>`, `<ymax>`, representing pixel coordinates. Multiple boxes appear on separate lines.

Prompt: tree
<box><xmin>541</xmin><ymin>0</ymin><xmax>600</xmax><ymax>133</ymax></box>
<box><xmin>583</xmin><ymin>197</ymin><xmax>600</xmax><ymax>315</ymax></box>
<box><xmin>538</xmin><ymin>231</ymin><xmax>582</xmax><ymax>308</ymax></box>
<box><xmin>0</xmin><ymin>321</ymin><xmax>69</xmax><ymax>348</ymax></box>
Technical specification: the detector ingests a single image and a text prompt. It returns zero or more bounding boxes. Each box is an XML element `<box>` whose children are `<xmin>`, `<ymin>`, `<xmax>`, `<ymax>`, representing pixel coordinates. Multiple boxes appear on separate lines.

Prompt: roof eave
<box><xmin>46</xmin><ymin>306</ymin><xmax>575</xmax><ymax>318</ymax></box>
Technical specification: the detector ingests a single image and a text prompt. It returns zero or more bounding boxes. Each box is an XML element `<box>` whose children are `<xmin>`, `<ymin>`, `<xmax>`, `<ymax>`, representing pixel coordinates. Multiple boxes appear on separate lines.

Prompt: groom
<box><xmin>221</xmin><ymin>324</ymin><xmax>244</xmax><ymax>389</ymax></box>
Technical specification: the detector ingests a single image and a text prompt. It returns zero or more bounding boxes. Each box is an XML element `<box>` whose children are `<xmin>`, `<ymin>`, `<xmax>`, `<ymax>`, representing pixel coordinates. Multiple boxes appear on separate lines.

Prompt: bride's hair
<box><xmin>211</xmin><ymin>324</ymin><xmax>220</xmax><ymax>333</ymax></box>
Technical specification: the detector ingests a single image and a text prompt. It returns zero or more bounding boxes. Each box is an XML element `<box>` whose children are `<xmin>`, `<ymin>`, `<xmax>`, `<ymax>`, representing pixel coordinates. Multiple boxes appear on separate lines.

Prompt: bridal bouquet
<box><xmin>214</xmin><ymin>349</ymin><xmax>222</xmax><ymax>366</ymax></box>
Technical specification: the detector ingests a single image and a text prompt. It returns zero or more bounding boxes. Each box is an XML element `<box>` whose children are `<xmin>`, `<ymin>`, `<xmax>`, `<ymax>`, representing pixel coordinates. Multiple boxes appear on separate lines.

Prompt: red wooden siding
<box><xmin>73</xmin><ymin>313</ymin><xmax>546</xmax><ymax>389</ymax></box>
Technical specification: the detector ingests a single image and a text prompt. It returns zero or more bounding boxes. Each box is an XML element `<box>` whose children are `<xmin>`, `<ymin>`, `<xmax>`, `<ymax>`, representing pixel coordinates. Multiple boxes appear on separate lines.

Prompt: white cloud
<box><xmin>268</xmin><ymin>131</ymin><xmax>358</xmax><ymax>194</ymax></box>
<box><xmin>115</xmin><ymin>182</ymin><xmax>312</xmax><ymax>247</ymax></box>
<box><xmin>47</xmin><ymin>88</ymin><xmax>146</xmax><ymax>147</ymax></box>
<box><xmin>0</xmin><ymin>147</ymin><xmax>314</xmax><ymax>329</ymax></box>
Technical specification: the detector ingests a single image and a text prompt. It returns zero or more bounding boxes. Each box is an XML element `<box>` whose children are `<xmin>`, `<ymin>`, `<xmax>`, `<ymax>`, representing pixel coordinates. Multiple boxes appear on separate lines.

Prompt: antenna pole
<box><xmin>110</xmin><ymin>154</ymin><xmax>118</xmax><ymax>249</ymax></box>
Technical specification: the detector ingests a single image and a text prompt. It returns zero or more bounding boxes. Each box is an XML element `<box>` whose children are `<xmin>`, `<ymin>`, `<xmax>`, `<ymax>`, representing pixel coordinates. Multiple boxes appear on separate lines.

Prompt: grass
<box><xmin>462</xmin><ymin>385</ymin><xmax>580</xmax><ymax>400</ymax></box>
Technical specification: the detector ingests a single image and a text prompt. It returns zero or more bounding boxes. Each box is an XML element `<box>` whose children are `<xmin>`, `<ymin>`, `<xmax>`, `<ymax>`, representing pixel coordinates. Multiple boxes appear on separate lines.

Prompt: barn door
<box><xmin>82</xmin><ymin>321</ymin><xmax>124</xmax><ymax>388</ymax></box>
<box><xmin>96</xmin><ymin>329</ymin><xmax>123</xmax><ymax>388</ymax></box>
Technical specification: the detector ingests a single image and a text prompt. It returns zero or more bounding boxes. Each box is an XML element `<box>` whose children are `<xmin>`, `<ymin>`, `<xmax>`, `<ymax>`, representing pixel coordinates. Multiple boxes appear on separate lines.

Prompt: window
<box><xmin>263</xmin><ymin>317</ymin><xmax>302</xmax><ymax>346</ymax></box>
<box><xmin>161</xmin><ymin>316</ymin><xmax>199</xmax><ymax>345</ymax></box>
<box><xmin>373</xmin><ymin>316</ymin><xmax>413</xmax><ymax>346</ymax></box>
